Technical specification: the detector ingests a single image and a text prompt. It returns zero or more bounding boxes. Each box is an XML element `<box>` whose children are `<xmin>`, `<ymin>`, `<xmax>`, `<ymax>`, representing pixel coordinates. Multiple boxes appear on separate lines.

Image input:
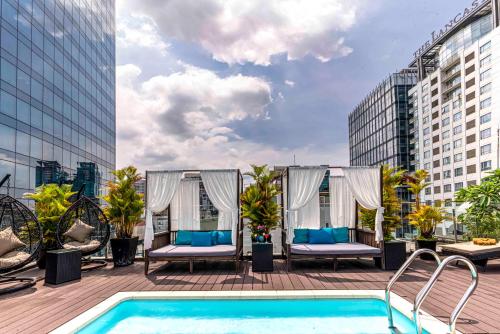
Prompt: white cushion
<box><xmin>149</xmin><ymin>245</ymin><xmax>236</xmax><ymax>257</ymax></box>
<box><xmin>63</xmin><ymin>219</ymin><xmax>95</xmax><ymax>243</ymax></box>
<box><xmin>0</xmin><ymin>250</ymin><xmax>30</xmax><ymax>269</ymax></box>
<box><xmin>63</xmin><ymin>239</ymin><xmax>100</xmax><ymax>253</ymax></box>
<box><xmin>291</xmin><ymin>242</ymin><xmax>381</xmax><ymax>256</ymax></box>
<box><xmin>0</xmin><ymin>227</ymin><xmax>26</xmax><ymax>257</ymax></box>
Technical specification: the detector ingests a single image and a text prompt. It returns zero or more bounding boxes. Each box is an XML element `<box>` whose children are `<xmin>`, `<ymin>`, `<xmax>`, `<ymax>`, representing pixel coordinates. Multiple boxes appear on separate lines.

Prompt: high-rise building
<box><xmin>349</xmin><ymin>71</ymin><xmax>417</xmax><ymax>237</ymax></box>
<box><xmin>409</xmin><ymin>0</ymin><xmax>500</xmax><ymax>237</ymax></box>
<box><xmin>349</xmin><ymin>70</ymin><xmax>417</xmax><ymax>170</ymax></box>
<box><xmin>0</xmin><ymin>0</ymin><xmax>116</xmax><ymax>201</ymax></box>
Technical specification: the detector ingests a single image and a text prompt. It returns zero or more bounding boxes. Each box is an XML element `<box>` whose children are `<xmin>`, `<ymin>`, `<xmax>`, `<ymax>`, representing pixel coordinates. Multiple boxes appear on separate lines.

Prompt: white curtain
<box><xmin>200</xmin><ymin>170</ymin><xmax>238</xmax><ymax>245</ymax></box>
<box><xmin>329</xmin><ymin>176</ymin><xmax>356</xmax><ymax>228</ymax></box>
<box><xmin>297</xmin><ymin>191</ymin><xmax>321</xmax><ymax>229</ymax></box>
<box><xmin>144</xmin><ymin>171</ymin><xmax>183</xmax><ymax>250</ymax></box>
<box><xmin>342</xmin><ymin>167</ymin><xmax>384</xmax><ymax>242</ymax></box>
<box><xmin>286</xmin><ymin>167</ymin><xmax>327</xmax><ymax>243</ymax></box>
<box><xmin>170</xmin><ymin>179</ymin><xmax>200</xmax><ymax>231</ymax></box>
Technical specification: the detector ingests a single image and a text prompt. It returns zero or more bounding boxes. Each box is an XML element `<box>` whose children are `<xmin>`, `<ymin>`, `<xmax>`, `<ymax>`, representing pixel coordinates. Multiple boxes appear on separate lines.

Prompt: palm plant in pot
<box><xmin>241</xmin><ymin>165</ymin><xmax>280</xmax><ymax>271</ymax></box>
<box><xmin>103</xmin><ymin>166</ymin><xmax>144</xmax><ymax>267</ymax></box>
<box><xmin>24</xmin><ymin>184</ymin><xmax>75</xmax><ymax>269</ymax></box>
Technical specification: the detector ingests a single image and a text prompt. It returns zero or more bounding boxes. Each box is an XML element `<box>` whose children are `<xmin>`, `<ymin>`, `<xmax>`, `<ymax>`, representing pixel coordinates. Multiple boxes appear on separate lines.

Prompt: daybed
<box><xmin>440</xmin><ymin>241</ymin><xmax>500</xmax><ymax>270</ymax></box>
<box><xmin>144</xmin><ymin>169</ymin><xmax>243</xmax><ymax>275</ymax></box>
<box><xmin>280</xmin><ymin>166</ymin><xmax>384</xmax><ymax>271</ymax></box>
<box><xmin>0</xmin><ymin>174</ymin><xmax>43</xmax><ymax>295</ymax></box>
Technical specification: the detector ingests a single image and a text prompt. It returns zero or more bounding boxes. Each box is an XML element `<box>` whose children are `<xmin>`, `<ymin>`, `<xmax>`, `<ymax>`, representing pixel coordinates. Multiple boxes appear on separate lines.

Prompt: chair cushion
<box><xmin>149</xmin><ymin>245</ymin><xmax>236</xmax><ymax>257</ymax></box>
<box><xmin>191</xmin><ymin>232</ymin><xmax>212</xmax><ymax>247</ymax></box>
<box><xmin>0</xmin><ymin>250</ymin><xmax>30</xmax><ymax>269</ymax></box>
<box><xmin>308</xmin><ymin>229</ymin><xmax>335</xmax><ymax>244</ymax></box>
<box><xmin>332</xmin><ymin>227</ymin><xmax>349</xmax><ymax>243</ymax></box>
<box><xmin>63</xmin><ymin>219</ymin><xmax>94</xmax><ymax>243</ymax></box>
<box><xmin>216</xmin><ymin>231</ymin><xmax>232</xmax><ymax>245</ymax></box>
<box><xmin>290</xmin><ymin>242</ymin><xmax>382</xmax><ymax>256</ymax></box>
<box><xmin>175</xmin><ymin>231</ymin><xmax>192</xmax><ymax>245</ymax></box>
<box><xmin>293</xmin><ymin>229</ymin><xmax>309</xmax><ymax>244</ymax></box>
<box><xmin>0</xmin><ymin>227</ymin><xmax>26</xmax><ymax>257</ymax></box>
<box><xmin>63</xmin><ymin>239</ymin><xmax>100</xmax><ymax>253</ymax></box>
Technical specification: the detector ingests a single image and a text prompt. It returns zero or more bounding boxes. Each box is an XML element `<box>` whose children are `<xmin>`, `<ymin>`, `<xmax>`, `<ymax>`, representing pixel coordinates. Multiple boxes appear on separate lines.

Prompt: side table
<box><xmin>45</xmin><ymin>249</ymin><xmax>82</xmax><ymax>285</ymax></box>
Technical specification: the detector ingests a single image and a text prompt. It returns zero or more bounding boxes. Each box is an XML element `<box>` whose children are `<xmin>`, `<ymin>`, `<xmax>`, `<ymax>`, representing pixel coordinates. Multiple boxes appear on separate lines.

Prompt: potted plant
<box><xmin>241</xmin><ymin>165</ymin><xmax>280</xmax><ymax>272</ymax></box>
<box><xmin>103</xmin><ymin>166</ymin><xmax>144</xmax><ymax>267</ymax></box>
<box><xmin>360</xmin><ymin>165</ymin><xmax>407</xmax><ymax>270</ymax></box>
<box><xmin>408</xmin><ymin>205</ymin><xmax>446</xmax><ymax>258</ymax></box>
<box><xmin>24</xmin><ymin>184</ymin><xmax>75</xmax><ymax>269</ymax></box>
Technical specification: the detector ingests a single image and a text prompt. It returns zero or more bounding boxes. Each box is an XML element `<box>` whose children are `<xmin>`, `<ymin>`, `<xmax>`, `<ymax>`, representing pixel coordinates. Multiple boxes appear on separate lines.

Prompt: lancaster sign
<box><xmin>413</xmin><ymin>0</ymin><xmax>489</xmax><ymax>59</ymax></box>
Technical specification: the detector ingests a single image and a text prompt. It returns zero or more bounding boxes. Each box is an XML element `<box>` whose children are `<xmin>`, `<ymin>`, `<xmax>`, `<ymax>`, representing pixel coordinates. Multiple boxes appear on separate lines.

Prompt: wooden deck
<box><xmin>1</xmin><ymin>258</ymin><xmax>500</xmax><ymax>333</ymax></box>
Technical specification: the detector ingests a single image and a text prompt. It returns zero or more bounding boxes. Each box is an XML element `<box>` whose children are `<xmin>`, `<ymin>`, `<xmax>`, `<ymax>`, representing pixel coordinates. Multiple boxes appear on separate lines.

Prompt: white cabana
<box><xmin>144</xmin><ymin>169</ymin><xmax>242</xmax><ymax>249</ymax></box>
<box><xmin>282</xmin><ymin>165</ymin><xmax>384</xmax><ymax>243</ymax></box>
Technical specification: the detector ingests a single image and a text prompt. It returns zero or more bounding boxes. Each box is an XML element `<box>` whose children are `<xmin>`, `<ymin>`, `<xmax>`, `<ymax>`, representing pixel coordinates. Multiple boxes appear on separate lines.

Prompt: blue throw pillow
<box><xmin>309</xmin><ymin>228</ymin><xmax>335</xmax><ymax>244</ymax></box>
<box><xmin>293</xmin><ymin>229</ymin><xmax>309</xmax><ymax>244</ymax></box>
<box><xmin>210</xmin><ymin>231</ymin><xmax>219</xmax><ymax>245</ymax></box>
<box><xmin>175</xmin><ymin>230</ymin><xmax>192</xmax><ymax>245</ymax></box>
<box><xmin>332</xmin><ymin>227</ymin><xmax>349</xmax><ymax>243</ymax></box>
<box><xmin>191</xmin><ymin>232</ymin><xmax>213</xmax><ymax>247</ymax></box>
<box><xmin>216</xmin><ymin>230</ymin><xmax>232</xmax><ymax>245</ymax></box>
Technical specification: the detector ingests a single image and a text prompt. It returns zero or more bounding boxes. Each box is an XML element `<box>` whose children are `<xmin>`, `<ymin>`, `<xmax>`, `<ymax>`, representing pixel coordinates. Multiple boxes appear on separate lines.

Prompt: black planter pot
<box><xmin>111</xmin><ymin>237</ymin><xmax>138</xmax><ymax>267</ymax></box>
<box><xmin>416</xmin><ymin>239</ymin><xmax>437</xmax><ymax>260</ymax></box>
<box><xmin>378</xmin><ymin>240</ymin><xmax>407</xmax><ymax>270</ymax></box>
<box><xmin>252</xmin><ymin>242</ymin><xmax>273</xmax><ymax>272</ymax></box>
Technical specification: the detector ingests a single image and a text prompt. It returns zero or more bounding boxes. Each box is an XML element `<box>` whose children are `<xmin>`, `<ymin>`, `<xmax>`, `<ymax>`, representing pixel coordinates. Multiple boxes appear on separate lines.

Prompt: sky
<box><xmin>115</xmin><ymin>0</ymin><xmax>472</xmax><ymax>172</ymax></box>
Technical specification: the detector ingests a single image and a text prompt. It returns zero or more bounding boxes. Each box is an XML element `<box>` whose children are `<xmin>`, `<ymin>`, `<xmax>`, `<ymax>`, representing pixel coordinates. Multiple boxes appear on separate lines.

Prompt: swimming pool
<box><xmin>51</xmin><ymin>291</ymin><xmax>449</xmax><ymax>334</ymax></box>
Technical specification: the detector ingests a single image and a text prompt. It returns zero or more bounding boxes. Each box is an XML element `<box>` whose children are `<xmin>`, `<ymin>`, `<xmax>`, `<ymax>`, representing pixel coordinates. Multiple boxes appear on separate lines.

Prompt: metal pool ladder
<box><xmin>385</xmin><ymin>249</ymin><xmax>479</xmax><ymax>334</ymax></box>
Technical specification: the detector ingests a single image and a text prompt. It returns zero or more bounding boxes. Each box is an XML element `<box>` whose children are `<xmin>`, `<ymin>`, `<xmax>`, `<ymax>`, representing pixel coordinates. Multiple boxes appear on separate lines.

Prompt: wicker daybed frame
<box><xmin>280</xmin><ymin>166</ymin><xmax>384</xmax><ymax>271</ymax></box>
<box><xmin>144</xmin><ymin>170</ymin><xmax>244</xmax><ymax>275</ymax></box>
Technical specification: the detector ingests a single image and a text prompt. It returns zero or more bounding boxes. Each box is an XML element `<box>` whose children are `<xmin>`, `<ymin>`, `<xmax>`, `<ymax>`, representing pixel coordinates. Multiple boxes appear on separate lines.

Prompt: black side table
<box><xmin>45</xmin><ymin>249</ymin><xmax>82</xmax><ymax>285</ymax></box>
<box><xmin>252</xmin><ymin>242</ymin><xmax>273</xmax><ymax>272</ymax></box>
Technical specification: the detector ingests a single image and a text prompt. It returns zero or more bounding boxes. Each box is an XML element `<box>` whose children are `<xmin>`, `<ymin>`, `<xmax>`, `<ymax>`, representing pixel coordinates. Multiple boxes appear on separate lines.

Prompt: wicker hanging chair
<box><xmin>0</xmin><ymin>175</ymin><xmax>43</xmax><ymax>295</ymax></box>
<box><xmin>57</xmin><ymin>194</ymin><xmax>110</xmax><ymax>271</ymax></box>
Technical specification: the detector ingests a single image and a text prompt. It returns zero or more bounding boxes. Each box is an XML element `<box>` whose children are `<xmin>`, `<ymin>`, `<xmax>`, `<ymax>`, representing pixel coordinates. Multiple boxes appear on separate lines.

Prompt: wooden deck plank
<box><xmin>1</xmin><ymin>258</ymin><xmax>499</xmax><ymax>334</ymax></box>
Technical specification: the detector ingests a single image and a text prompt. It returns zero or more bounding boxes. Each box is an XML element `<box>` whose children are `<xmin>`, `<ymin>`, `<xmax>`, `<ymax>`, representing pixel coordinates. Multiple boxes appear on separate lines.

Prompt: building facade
<box><xmin>0</xmin><ymin>0</ymin><xmax>116</xmax><ymax>201</ymax></box>
<box><xmin>349</xmin><ymin>71</ymin><xmax>417</xmax><ymax>170</ymax></box>
<box><xmin>409</xmin><ymin>0</ymin><xmax>500</xmax><ymax>237</ymax></box>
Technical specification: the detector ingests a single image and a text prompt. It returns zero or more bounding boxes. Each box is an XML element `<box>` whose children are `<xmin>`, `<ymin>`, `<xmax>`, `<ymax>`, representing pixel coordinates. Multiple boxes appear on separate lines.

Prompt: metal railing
<box><xmin>413</xmin><ymin>255</ymin><xmax>478</xmax><ymax>334</ymax></box>
<box><xmin>385</xmin><ymin>248</ymin><xmax>441</xmax><ymax>330</ymax></box>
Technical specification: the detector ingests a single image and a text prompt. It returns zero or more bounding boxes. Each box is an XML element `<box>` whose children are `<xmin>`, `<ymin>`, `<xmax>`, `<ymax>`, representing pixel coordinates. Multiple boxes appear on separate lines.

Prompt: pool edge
<box><xmin>49</xmin><ymin>290</ymin><xmax>455</xmax><ymax>334</ymax></box>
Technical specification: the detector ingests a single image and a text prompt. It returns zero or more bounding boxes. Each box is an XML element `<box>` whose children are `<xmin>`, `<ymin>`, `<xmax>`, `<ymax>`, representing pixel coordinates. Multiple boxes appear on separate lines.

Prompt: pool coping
<box><xmin>50</xmin><ymin>290</ymin><xmax>455</xmax><ymax>334</ymax></box>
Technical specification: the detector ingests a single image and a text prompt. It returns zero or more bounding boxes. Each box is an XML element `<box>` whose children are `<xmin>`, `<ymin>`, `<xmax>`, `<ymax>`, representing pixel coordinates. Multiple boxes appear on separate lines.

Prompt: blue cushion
<box><xmin>216</xmin><ymin>230</ymin><xmax>232</xmax><ymax>245</ymax></box>
<box><xmin>175</xmin><ymin>230</ymin><xmax>192</xmax><ymax>245</ymax></box>
<box><xmin>332</xmin><ymin>227</ymin><xmax>349</xmax><ymax>243</ymax></box>
<box><xmin>308</xmin><ymin>228</ymin><xmax>335</xmax><ymax>244</ymax></box>
<box><xmin>210</xmin><ymin>231</ymin><xmax>219</xmax><ymax>245</ymax></box>
<box><xmin>293</xmin><ymin>229</ymin><xmax>309</xmax><ymax>244</ymax></box>
<box><xmin>191</xmin><ymin>232</ymin><xmax>213</xmax><ymax>247</ymax></box>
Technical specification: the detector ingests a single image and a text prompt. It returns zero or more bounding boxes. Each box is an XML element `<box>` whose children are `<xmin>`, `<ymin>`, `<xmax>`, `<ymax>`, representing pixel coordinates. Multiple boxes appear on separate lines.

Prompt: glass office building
<box><xmin>0</xmin><ymin>0</ymin><xmax>115</xmax><ymax>202</ymax></box>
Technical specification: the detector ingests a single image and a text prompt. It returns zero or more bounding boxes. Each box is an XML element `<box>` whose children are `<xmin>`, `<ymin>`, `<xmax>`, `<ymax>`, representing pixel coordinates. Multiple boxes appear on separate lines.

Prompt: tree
<box><xmin>359</xmin><ymin>165</ymin><xmax>405</xmax><ymax>240</ymax></box>
<box><xmin>24</xmin><ymin>184</ymin><xmax>75</xmax><ymax>249</ymax></box>
<box><xmin>102</xmin><ymin>166</ymin><xmax>144</xmax><ymax>239</ymax></box>
<box><xmin>241</xmin><ymin>165</ymin><xmax>281</xmax><ymax>242</ymax></box>
<box><xmin>455</xmin><ymin>169</ymin><xmax>500</xmax><ymax>239</ymax></box>
<box><xmin>408</xmin><ymin>205</ymin><xmax>446</xmax><ymax>240</ymax></box>
<box><xmin>405</xmin><ymin>169</ymin><xmax>430</xmax><ymax>210</ymax></box>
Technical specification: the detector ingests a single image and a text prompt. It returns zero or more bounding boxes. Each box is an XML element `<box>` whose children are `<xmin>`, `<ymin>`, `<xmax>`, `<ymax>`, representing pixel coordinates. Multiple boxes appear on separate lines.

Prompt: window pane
<box><xmin>16</xmin><ymin>131</ymin><xmax>30</xmax><ymax>156</ymax></box>
<box><xmin>0</xmin><ymin>123</ymin><xmax>15</xmax><ymax>151</ymax></box>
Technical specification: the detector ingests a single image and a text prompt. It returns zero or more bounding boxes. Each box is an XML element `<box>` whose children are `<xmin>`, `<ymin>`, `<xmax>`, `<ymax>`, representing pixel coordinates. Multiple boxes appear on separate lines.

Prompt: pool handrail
<box><xmin>413</xmin><ymin>255</ymin><xmax>478</xmax><ymax>334</ymax></box>
<box><xmin>385</xmin><ymin>248</ymin><xmax>441</xmax><ymax>330</ymax></box>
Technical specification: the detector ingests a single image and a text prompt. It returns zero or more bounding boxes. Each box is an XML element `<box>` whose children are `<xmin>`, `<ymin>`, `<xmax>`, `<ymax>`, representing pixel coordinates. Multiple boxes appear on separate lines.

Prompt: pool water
<box><xmin>77</xmin><ymin>298</ymin><xmax>427</xmax><ymax>334</ymax></box>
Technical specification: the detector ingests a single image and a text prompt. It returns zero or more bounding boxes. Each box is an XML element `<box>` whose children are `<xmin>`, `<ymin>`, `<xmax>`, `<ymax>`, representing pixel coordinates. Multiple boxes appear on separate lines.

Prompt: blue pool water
<box><xmin>77</xmin><ymin>298</ymin><xmax>428</xmax><ymax>334</ymax></box>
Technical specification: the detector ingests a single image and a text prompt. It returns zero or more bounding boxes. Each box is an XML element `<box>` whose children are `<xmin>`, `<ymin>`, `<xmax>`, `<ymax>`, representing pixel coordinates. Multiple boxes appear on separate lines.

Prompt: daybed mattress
<box><xmin>149</xmin><ymin>245</ymin><xmax>236</xmax><ymax>257</ymax></box>
<box><xmin>290</xmin><ymin>242</ymin><xmax>381</xmax><ymax>256</ymax></box>
<box><xmin>440</xmin><ymin>241</ymin><xmax>500</xmax><ymax>255</ymax></box>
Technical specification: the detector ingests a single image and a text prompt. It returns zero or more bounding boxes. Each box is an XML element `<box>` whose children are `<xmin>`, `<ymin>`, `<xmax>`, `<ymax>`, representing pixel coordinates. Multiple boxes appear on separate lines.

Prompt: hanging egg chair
<box><xmin>57</xmin><ymin>190</ymin><xmax>110</xmax><ymax>271</ymax></box>
<box><xmin>0</xmin><ymin>175</ymin><xmax>43</xmax><ymax>295</ymax></box>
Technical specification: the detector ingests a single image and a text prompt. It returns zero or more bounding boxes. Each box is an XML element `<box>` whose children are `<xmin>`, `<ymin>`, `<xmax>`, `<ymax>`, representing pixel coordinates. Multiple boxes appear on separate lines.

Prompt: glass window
<box><xmin>30</xmin><ymin>136</ymin><xmax>42</xmax><ymax>159</ymax></box>
<box><xmin>1</xmin><ymin>59</ymin><xmax>16</xmax><ymax>86</ymax></box>
<box><xmin>0</xmin><ymin>90</ymin><xmax>16</xmax><ymax>118</ymax></box>
<box><xmin>424</xmin><ymin>162</ymin><xmax>431</xmax><ymax>170</ymax></box>
<box><xmin>455</xmin><ymin>167</ymin><xmax>463</xmax><ymax>176</ymax></box>
<box><xmin>480</xmin><ymin>97</ymin><xmax>491</xmax><ymax>109</ymax></box>
<box><xmin>480</xmin><ymin>83</ymin><xmax>491</xmax><ymax>95</ymax></box>
<box><xmin>31</xmin><ymin>78</ymin><xmax>43</xmax><ymax>101</ymax></box>
<box><xmin>454</xmin><ymin>153</ymin><xmax>463</xmax><ymax>162</ymax></box>
<box><xmin>480</xmin><ymin>113</ymin><xmax>491</xmax><ymax>124</ymax></box>
<box><xmin>42</xmin><ymin>141</ymin><xmax>53</xmax><ymax>161</ymax></box>
<box><xmin>453</xmin><ymin>125</ymin><xmax>462</xmax><ymax>135</ymax></box>
<box><xmin>15</xmin><ymin>164</ymin><xmax>29</xmax><ymax>189</ymax></box>
<box><xmin>453</xmin><ymin>138</ymin><xmax>462</xmax><ymax>148</ymax></box>
<box><xmin>443</xmin><ymin>156</ymin><xmax>451</xmax><ymax>165</ymax></box>
<box><xmin>424</xmin><ymin>150</ymin><xmax>430</xmax><ymax>159</ymax></box>
<box><xmin>442</xmin><ymin>130</ymin><xmax>450</xmax><ymax>139</ymax></box>
<box><xmin>423</xmin><ymin>127</ymin><xmax>430</xmax><ymax>135</ymax></box>
<box><xmin>0</xmin><ymin>160</ymin><xmax>15</xmax><ymax>184</ymax></box>
<box><xmin>442</xmin><ymin>105</ymin><xmax>450</xmax><ymax>114</ymax></box>
<box><xmin>481</xmin><ymin>160</ymin><xmax>492</xmax><ymax>171</ymax></box>
<box><xmin>480</xmin><ymin>128</ymin><xmax>491</xmax><ymax>139</ymax></box>
<box><xmin>18</xmin><ymin>42</ymin><xmax>31</xmax><ymax>65</ymax></box>
<box><xmin>0</xmin><ymin>123</ymin><xmax>15</xmax><ymax>151</ymax></box>
<box><xmin>43</xmin><ymin>113</ymin><xmax>53</xmax><ymax>135</ymax></box>
<box><xmin>444</xmin><ymin>184</ymin><xmax>452</xmax><ymax>193</ymax></box>
<box><xmin>17</xmin><ymin>69</ymin><xmax>31</xmax><ymax>94</ymax></box>
<box><xmin>480</xmin><ymin>41</ymin><xmax>491</xmax><ymax>54</ymax></box>
<box><xmin>443</xmin><ymin>170</ymin><xmax>451</xmax><ymax>179</ymax></box>
<box><xmin>453</xmin><ymin>112</ymin><xmax>462</xmax><ymax>121</ymax></box>
<box><xmin>16</xmin><ymin>131</ymin><xmax>30</xmax><ymax>156</ymax></box>
<box><xmin>443</xmin><ymin>143</ymin><xmax>451</xmax><ymax>152</ymax></box>
<box><xmin>481</xmin><ymin>144</ymin><xmax>492</xmax><ymax>155</ymax></box>
<box><xmin>480</xmin><ymin>68</ymin><xmax>491</xmax><ymax>81</ymax></box>
<box><xmin>17</xmin><ymin>99</ymin><xmax>30</xmax><ymax>124</ymax></box>
<box><xmin>480</xmin><ymin>55</ymin><xmax>491</xmax><ymax>67</ymax></box>
<box><xmin>442</xmin><ymin>117</ymin><xmax>450</xmax><ymax>126</ymax></box>
<box><xmin>1</xmin><ymin>28</ymin><xmax>17</xmax><ymax>56</ymax></box>
<box><xmin>1</xmin><ymin>1</ymin><xmax>18</xmax><ymax>28</ymax></box>
<box><xmin>455</xmin><ymin>182</ymin><xmax>464</xmax><ymax>191</ymax></box>
<box><xmin>31</xmin><ymin>107</ymin><xmax>43</xmax><ymax>129</ymax></box>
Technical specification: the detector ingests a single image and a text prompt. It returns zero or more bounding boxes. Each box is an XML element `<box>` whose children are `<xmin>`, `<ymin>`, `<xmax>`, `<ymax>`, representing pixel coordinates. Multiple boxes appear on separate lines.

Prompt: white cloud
<box><xmin>124</xmin><ymin>0</ymin><xmax>365</xmax><ymax>65</ymax></box>
<box><xmin>284</xmin><ymin>80</ymin><xmax>295</xmax><ymax>87</ymax></box>
<box><xmin>116</xmin><ymin>64</ymin><xmax>348</xmax><ymax>172</ymax></box>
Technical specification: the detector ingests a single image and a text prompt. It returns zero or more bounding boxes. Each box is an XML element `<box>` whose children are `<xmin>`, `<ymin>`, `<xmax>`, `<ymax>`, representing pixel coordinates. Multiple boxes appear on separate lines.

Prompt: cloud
<box><xmin>125</xmin><ymin>0</ymin><xmax>365</xmax><ymax>65</ymax></box>
<box><xmin>284</xmin><ymin>80</ymin><xmax>295</xmax><ymax>87</ymax></box>
<box><xmin>116</xmin><ymin>63</ymin><xmax>349</xmax><ymax>171</ymax></box>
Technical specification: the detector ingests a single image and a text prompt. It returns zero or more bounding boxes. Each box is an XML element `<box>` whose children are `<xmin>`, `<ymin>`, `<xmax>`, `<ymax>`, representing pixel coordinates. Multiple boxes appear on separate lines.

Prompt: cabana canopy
<box><xmin>144</xmin><ymin>169</ymin><xmax>242</xmax><ymax>249</ymax></box>
<box><xmin>282</xmin><ymin>165</ymin><xmax>384</xmax><ymax>243</ymax></box>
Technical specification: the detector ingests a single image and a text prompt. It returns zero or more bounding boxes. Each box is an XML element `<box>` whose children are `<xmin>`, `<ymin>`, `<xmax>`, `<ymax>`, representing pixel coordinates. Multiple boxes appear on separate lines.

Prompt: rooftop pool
<box><xmin>51</xmin><ymin>291</ymin><xmax>447</xmax><ymax>334</ymax></box>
